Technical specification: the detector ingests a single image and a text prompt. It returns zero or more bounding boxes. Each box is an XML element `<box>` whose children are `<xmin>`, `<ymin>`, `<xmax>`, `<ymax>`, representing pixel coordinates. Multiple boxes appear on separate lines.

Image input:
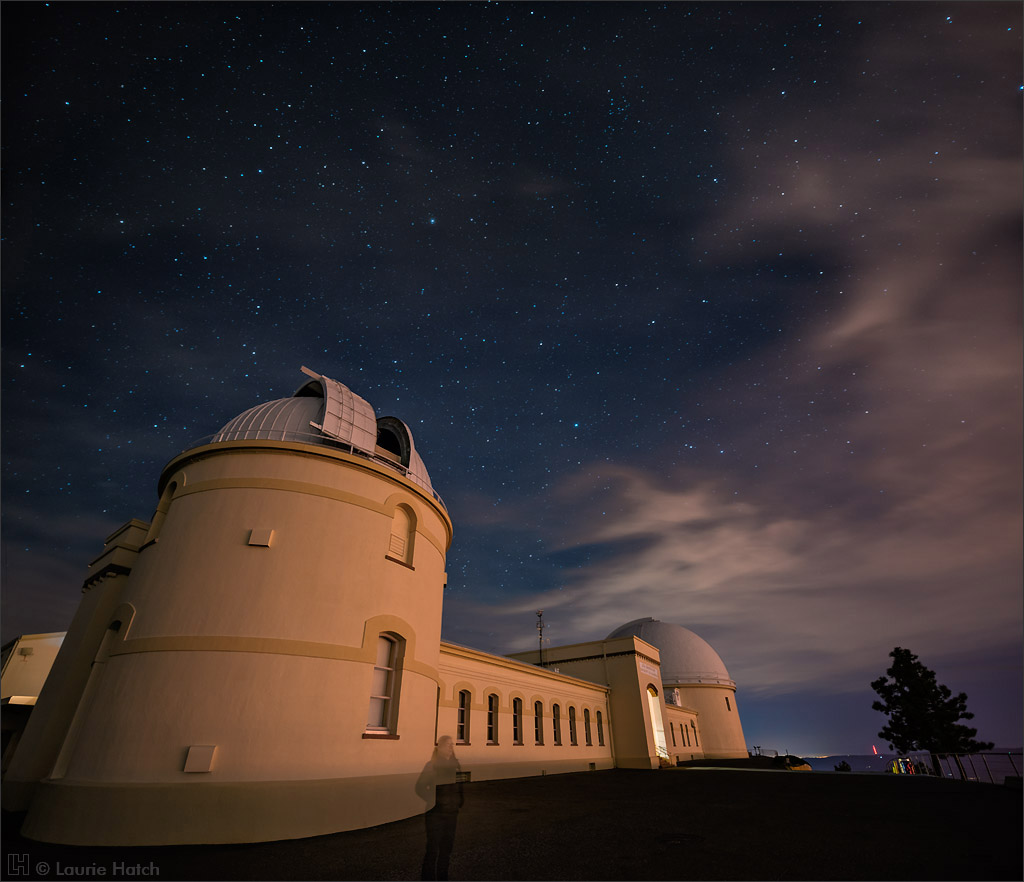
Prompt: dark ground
<box><xmin>2</xmin><ymin>768</ymin><xmax>1021</xmax><ymax>881</ymax></box>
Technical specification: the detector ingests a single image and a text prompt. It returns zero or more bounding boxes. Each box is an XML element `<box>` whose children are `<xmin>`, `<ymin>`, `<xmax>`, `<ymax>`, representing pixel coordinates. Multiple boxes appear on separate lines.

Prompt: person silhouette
<box><xmin>416</xmin><ymin>735</ymin><xmax>463</xmax><ymax>880</ymax></box>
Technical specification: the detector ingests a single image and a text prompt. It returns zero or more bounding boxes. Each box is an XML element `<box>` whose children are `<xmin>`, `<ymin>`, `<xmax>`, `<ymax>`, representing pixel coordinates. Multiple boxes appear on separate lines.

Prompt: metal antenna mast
<box><xmin>536</xmin><ymin>609</ymin><xmax>546</xmax><ymax>666</ymax></box>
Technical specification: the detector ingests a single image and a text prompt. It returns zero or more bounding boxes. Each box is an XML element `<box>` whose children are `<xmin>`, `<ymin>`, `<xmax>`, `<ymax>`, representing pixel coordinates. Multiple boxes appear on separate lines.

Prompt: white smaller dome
<box><xmin>607</xmin><ymin>618</ymin><xmax>735</xmax><ymax>687</ymax></box>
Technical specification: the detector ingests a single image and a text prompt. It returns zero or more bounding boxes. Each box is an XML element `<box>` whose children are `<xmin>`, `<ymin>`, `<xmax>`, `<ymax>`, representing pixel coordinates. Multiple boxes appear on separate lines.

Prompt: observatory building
<box><xmin>3</xmin><ymin>368</ymin><xmax>747</xmax><ymax>846</ymax></box>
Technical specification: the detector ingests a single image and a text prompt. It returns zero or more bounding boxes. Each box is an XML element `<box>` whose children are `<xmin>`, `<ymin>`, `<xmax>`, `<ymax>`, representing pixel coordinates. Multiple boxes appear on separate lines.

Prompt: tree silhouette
<box><xmin>871</xmin><ymin>647</ymin><xmax>993</xmax><ymax>776</ymax></box>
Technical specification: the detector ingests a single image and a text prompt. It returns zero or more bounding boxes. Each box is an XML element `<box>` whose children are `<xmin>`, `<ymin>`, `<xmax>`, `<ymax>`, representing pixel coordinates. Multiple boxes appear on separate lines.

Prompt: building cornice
<box><xmin>158</xmin><ymin>440</ymin><xmax>452</xmax><ymax>546</ymax></box>
<box><xmin>439</xmin><ymin>641</ymin><xmax>610</xmax><ymax>693</ymax></box>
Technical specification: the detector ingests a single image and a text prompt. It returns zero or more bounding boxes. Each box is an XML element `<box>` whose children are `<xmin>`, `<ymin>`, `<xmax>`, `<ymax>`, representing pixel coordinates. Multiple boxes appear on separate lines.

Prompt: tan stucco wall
<box><xmin>437</xmin><ymin>643</ymin><xmax>614</xmax><ymax>779</ymax></box>
<box><xmin>507</xmin><ymin>636</ymin><xmax>667</xmax><ymax>770</ymax></box>
<box><xmin>3</xmin><ymin>520</ymin><xmax>150</xmax><ymax>808</ymax></box>
<box><xmin>663</xmin><ymin>704</ymin><xmax>704</xmax><ymax>763</ymax></box>
<box><xmin>20</xmin><ymin>441</ymin><xmax>453</xmax><ymax>845</ymax></box>
<box><xmin>21</xmin><ymin>773</ymin><xmax>429</xmax><ymax>846</ymax></box>
<box><xmin>671</xmin><ymin>683</ymin><xmax>747</xmax><ymax>759</ymax></box>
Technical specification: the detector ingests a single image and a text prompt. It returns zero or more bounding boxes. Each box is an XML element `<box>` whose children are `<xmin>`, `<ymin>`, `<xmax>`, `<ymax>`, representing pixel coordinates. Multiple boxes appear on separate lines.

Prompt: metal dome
<box><xmin>607</xmin><ymin>618</ymin><xmax>735</xmax><ymax>687</ymax></box>
<box><xmin>209</xmin><ymin>367</ymin><xmax>438</xmax><ymax>500</ymax></box>
<box><xmin>212</xmin><ymin>395</ymin><xmax>326</xmax><ymax>445</ymax></box>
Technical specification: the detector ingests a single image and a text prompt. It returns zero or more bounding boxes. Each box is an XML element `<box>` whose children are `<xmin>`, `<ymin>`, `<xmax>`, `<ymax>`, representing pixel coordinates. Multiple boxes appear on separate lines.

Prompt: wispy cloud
<box><xmin>478</xmin><ymin>8</ymin><xmax>1022</xmax><ymax>703</ymax></box>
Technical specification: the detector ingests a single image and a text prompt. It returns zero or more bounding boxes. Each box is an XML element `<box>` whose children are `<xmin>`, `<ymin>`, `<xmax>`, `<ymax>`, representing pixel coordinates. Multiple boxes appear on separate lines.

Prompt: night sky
<box><xmin>2</xmin><ymin>2</ymin><xmax>1021</xmax><ymax>756</ymax></box>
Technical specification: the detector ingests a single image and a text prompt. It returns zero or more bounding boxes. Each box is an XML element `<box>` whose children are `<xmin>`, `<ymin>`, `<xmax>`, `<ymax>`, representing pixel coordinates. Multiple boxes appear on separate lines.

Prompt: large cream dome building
<box><xmin>3</xmin><ymin>368</ymin><xmax>749</xmax><ymax>846</ymax></box>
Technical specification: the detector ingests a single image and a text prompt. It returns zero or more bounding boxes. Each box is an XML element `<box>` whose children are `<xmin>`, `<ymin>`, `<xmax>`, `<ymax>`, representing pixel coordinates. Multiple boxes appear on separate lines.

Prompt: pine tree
<box><xmin>871</xmin><ymin>647</ymin><xmax>993</xmax><ymax>776</ymax></box>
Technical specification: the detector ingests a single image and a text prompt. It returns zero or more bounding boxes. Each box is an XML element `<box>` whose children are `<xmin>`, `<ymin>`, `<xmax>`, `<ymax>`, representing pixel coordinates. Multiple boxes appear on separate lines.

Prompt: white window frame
<box><xmin>366</xmin><ymin>634</ymin><xmax>399</xmax><ymax>733</ymax></box>
<box><xmin>457</xmin><ymin>690</ymin><xmax>471</xmax><ymax>743</ymax></box>
<box><xmin>487</xmin><ymin>693</ymin><xmax>499</xmax><ymax>744</ymax></box>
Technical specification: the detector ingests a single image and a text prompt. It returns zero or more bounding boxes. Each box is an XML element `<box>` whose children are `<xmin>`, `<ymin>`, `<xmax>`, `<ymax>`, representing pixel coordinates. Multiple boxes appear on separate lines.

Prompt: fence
<box><xmin>906</xmin><ymin>751</ymin><xmax>1022</xmax><ymax>785</ymax></box>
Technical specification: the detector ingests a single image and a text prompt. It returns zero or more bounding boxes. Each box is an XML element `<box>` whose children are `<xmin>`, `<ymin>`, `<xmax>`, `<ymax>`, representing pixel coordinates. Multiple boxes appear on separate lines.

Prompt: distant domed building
<box><xmin>3</xmin><ymin>367</ymin><xmax>749</xmax><ymax>847</ymax></box>
<box><xmin>606</xmin><ymin>618</ymin><xmax>746</xmax><ymax>760</ymax></box>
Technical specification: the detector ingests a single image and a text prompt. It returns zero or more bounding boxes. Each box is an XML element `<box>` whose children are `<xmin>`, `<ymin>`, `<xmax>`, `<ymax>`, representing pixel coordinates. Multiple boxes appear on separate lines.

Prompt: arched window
<box><xmin>94</xmin><ymin>603</ymin><xmax>136</xmax><ymax>665</ymax></box>
<box><xmin>534</xmin><ymin>701</ymin><xmax>544</xmax><ymax>745</ymax></box>
<box><xmin>457</xmin><ymin>690</ymin><xmax>471</xmax><ymax>743</ymax></box>
<box><xmin>388</xmin><ymin>505</ymin><xmax>415</xmax><ymax>565</ymax></box>
<box><xmin>584</xmin><ymin>708</ymin><xmax>592</xmax><ymax>746</ymax></box>
<box><xmin>144</xmin><ymin>480</ymin><xmax>178</xmax><ymax>545</ymax></box>
<box><xmin>553</xmin><ymin>704</ymin><xmax>562</xmax><ymax>745</ymax></box>
<box><xmin>670</xmin><ymin>721</ymin><xmax>677</xmax><ymax>747</ymax></box>
<box><xmin>691</xmin><ymin>721</ymin><xmax>699</xmax><ymax>746</ymax></box>
<box><xmin>487</xmin><ymin>693</ymin><xmax>499</xmax><ymax>744</ymax></box>
<box><xmin>512</xmin><ymin>698</ymin><xmax>523</xmax><ymax>745</ymax></box>
<box><xmin>366</xmin><ymin>634</ymin><xmax>403</xmax><ymax>733</ymax></box>
<box><xmin>568</xmin><ymin>706</ymin><xmax>578</xmax><ymax>745</ymax></box>
<box><xmin>93</xmin><ymin>620</ymin><xmax>122</xmax><ymax>666</ymax></box>
<box><xmin>596</xmin><ymin>711</ymin><xmax>605</xmax><ymax>746</ymax></box>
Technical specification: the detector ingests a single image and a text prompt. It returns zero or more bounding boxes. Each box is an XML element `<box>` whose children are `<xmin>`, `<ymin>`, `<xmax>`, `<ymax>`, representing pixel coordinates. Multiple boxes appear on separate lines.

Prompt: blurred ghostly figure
<box><xmin>416</xmin><ymin>735</ymin><xmax>463</xmax><ymax>880</ymax></box>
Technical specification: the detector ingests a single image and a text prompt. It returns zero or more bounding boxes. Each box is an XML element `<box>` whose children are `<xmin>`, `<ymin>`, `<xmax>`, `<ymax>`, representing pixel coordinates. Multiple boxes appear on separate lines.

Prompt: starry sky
<box><xmin>2</xmin><ymin>2</ymin><xmax>1021</xmax><ymax>756</ymax></box>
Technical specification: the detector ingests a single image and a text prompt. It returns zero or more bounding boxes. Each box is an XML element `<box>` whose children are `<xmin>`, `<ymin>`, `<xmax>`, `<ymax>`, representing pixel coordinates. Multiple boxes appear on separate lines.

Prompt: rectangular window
<box><xmin>487</xmin><ymin>693</ymin><xmax>498</xmax><ymax>744</ymax></box>
<box><xmin>596</xmin><ymin>711</ymin><xmax>604</xmax><ymax>747</ymax></box>
<box><xmin>513</xmin><ymin>698</ymin><xmax>523</xmax><ymax>744</ymax></box>
<box><xmin>534</xmin><ymin>701</ymin><xmax>544</xmax><ymax>745</ymax></box>
<box><xmin>670</xmin><ymin>721</ymin><xmax>676</xmax><ymax>747</ymax></box>
<box><xmin>584</xmin><ymin>708</ymin><xmax>592</xmax><ymax>746</ymax></box>
<box><xmin>569</xmin><ymin>706</ymin><xmax>578</xmax><ymax>745</ymax></box>
<box><xmin>553</xmin><ymin>704</ymin><xmax>562</xmax><ymax>745</ymax></box>
<box><xmin>725</xmin><ymin>696</ymin><xmax>732</xmax><ymax>711</ymax></box>
<box><xmin>457</xmin><ymin>690</ymin><xmax>470</xmax><ymax>743</ymax></box>
<box><xmin>367</xmin><ymin>635</ymin><xmax>397</xmax><ymax>732</ymax></box>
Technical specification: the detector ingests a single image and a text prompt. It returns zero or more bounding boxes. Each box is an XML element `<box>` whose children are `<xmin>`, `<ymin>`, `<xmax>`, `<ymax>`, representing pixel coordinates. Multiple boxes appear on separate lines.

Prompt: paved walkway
<box><xmin>3</xmin><ymin>768</ymin><xmax>1021</xmax><ymax>880</ymax></box>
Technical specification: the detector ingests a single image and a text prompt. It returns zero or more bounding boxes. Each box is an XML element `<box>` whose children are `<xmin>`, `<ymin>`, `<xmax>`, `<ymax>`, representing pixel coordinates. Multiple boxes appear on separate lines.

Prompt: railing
<box><xmin>749</xmin><ymin>747</ymin><xmax>779</xmax><ymax>758</ymax></box>
<box><xmin>664</xmin><ymin>672</ymin><xmax>737</xmax><ymax>689</ymax></box>
<box><xmin>182</xmin><ymin>430</ymin><xmax>448</xmax><ymax>511</ymax></box>
<box><xmin>905</xmin><ymin>751</ymin><xmax>1022</xmax><ymax>784</ymax></box>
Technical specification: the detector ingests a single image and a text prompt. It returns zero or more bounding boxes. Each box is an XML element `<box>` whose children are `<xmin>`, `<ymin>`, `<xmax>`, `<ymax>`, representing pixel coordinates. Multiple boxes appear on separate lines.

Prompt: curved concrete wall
<box><xmin>674</xmin><ymin>683</ymin><xmax>747</xmax><ymax>759</ymax></box>
<box><xmin>25</xmin><ymin>441</ymin><xmax>451</xmax><ymax>845</ymax></box>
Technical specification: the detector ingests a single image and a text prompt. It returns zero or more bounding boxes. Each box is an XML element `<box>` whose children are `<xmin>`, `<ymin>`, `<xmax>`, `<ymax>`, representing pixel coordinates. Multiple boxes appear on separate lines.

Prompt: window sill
<box><xmin>486</xmin><ymin>741</ymin><xmax>499</xmax><ymax>746</ymax></box>
<box><xmin>456</xmin><ymin>741</ymin><xmax>470</xmax><ymax>746</ymax></box>
<box><xmin>362</xmin><ymin>733</ymin><xmax>400</xmax><ymax>740</ymax></box>
<box><xmin>384</xmin><ymin>555</ymin><xmax>415</xmax><ymax>570</ymax></box>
